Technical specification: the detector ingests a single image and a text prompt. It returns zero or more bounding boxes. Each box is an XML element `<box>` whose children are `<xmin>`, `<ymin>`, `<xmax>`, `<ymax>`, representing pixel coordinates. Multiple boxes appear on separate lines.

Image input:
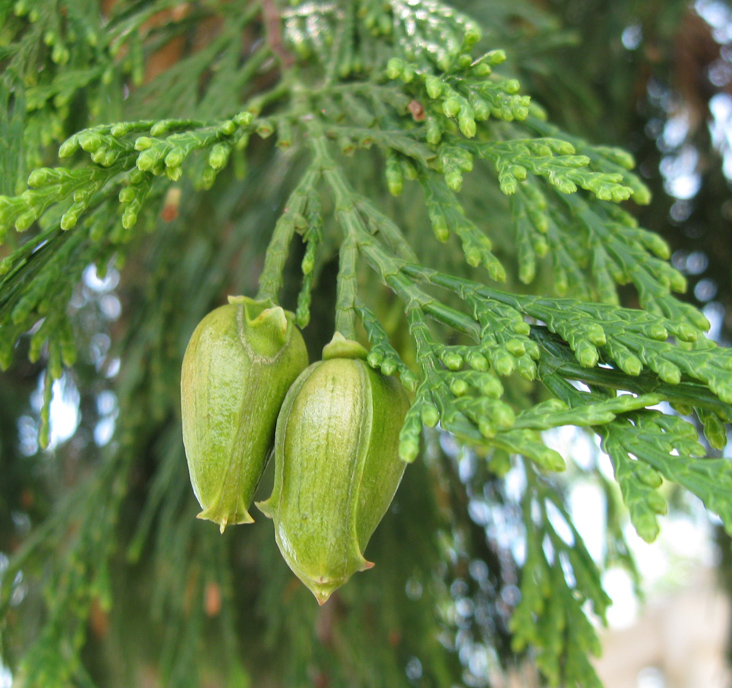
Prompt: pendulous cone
<box><xmin>257</xmin><ymin>333</ymin><xmax>410</xmax><ymax>603</ymax></box>
<box><xmin>181</xmin><ymin>296</ymin><xmax>308</xmax><ymax>532</ymax></box>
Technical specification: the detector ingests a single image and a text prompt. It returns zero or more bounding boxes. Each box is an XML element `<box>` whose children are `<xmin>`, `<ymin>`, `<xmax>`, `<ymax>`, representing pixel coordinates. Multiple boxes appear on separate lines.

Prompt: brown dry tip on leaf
<box><xmin>161</xmin><ymin>186</ymin><xmax>182</xmax><ymax>222</ymax></box>
<box><xmin>408</xmin><ymin>100</ymin><xmax>426</xmax><ymax>121</ymax></box>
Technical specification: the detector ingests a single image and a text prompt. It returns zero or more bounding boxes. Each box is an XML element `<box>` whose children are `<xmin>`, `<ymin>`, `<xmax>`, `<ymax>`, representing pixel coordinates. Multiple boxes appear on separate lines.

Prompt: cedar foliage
<box><xmin>1</xmin><ymin>1</ymin><xmax>732</xmax><ymax>686</ymax></box>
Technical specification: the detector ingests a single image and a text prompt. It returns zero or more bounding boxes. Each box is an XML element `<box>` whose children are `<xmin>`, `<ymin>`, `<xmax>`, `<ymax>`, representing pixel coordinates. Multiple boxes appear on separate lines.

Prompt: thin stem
<box><xmin>310</xmin><ymin>125</ymin><xmax>481</xmax><ymax>343</ymax></box>
<box><xmin>406</xmin><ymin>306</ymin><xmax>440</xmax><ymax>374</ymax></box>
<box><xmin>335</xmin><ymin>234</ymin><xmax>358</xmax><ymax>339</ymax></box>
<box><xmin>247</xmin><ymin>75</ymin><xmax>297</xmax><ymax>116</ymax></box>
<box><xmin>256</xmin><ymin>167</ymin><xmax>320</xmax><ymax>302</ymax></box>
<box><xmin>261</xmin><ymin>0</ymin><xmax>295</xmax><ymax>67</ymax></box>
<box><xmin>324</xmin><ymin>1</ymin><xmax>353</xmax><ymax>86</ymax></box>
<box><xmin>533</xmin><ymin>328</ymin><xmax>732</xmax><ymax>416</ymax></box>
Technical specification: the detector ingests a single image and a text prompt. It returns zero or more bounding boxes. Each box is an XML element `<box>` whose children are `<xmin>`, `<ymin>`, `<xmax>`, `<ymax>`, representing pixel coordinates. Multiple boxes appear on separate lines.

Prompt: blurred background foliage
<box><xmin>1</xmin><ymin>0</ymin><xmax>732</xmax><ymax>686</ymax></box>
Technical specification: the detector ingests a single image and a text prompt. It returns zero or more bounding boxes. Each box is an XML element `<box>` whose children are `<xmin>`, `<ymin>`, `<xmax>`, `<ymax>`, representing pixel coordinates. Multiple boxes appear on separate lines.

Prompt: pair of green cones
<box><xmin>181</xmin><ymin>296</ymin><xmax>409</xmax><ymax>604</ymax></box>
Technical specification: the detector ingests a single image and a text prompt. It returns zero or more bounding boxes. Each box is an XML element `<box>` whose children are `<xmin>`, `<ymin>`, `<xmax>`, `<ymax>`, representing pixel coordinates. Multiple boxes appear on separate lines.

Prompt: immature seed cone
<box><xmin>257</xmin><ymin>333</ymin><xmax>410</xmax><ymax>604</ymax></box>
<box><xmin>181</xmin><ymin>296</ymin><xmax>308</xmax><ymax>532</ymax></box>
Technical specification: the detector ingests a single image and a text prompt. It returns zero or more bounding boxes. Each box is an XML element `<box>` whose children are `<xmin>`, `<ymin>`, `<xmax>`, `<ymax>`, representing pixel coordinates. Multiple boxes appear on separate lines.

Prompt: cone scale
<box><xmin>258</xmin><ymin>334</ymin><xmax>410</xmax><ymax>603</ymax></box>
<box><xmin>181</xmin><ymin>296</ymin><xmax>308</xmax><ymax>532</ymax></box>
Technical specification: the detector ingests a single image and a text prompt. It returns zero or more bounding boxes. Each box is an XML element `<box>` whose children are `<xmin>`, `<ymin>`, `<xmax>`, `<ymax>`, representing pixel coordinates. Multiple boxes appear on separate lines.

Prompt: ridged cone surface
<box><xmin>181</xmin><ymin>298</ymin><xmax>308</xmax><ymax>531</ymax></box>
<box><xmin>258</xmin><ymin>350</ymin><xmax>409</xmax><ymax>603</ymax></box>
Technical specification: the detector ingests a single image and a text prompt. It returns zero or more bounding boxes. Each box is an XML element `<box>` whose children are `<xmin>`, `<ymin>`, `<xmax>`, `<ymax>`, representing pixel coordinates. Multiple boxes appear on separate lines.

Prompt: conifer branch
<box><xmin>1</xmin><ymin>3</ymin><xmax>731</xmax><ymax>687</ymax></box>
